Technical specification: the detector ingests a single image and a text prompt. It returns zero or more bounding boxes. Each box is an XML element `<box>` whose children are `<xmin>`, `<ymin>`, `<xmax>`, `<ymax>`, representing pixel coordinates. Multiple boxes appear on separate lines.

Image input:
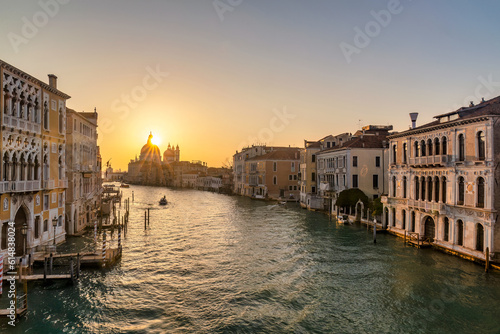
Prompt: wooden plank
<box><xmin>0</xmin><ymin>308</ymin><xmax>27</xmax><ymax>316</ymax></box>
<box><xmin>2</xmin><ymin>274</ymin><xmax>71</xmax><ymax>281</ymax></box>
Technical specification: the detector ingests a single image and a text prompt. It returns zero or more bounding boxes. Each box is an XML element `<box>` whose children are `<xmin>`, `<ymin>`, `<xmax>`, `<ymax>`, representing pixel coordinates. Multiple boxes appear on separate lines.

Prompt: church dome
<box><xmin>139</xmin><ymin>132</ymin><xmax>161</xmax><ymax>163</ymax></box>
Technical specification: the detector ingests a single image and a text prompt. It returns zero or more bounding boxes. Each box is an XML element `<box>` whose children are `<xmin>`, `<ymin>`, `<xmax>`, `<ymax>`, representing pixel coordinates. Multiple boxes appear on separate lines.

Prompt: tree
<box><xmin>370</xmin><ymin>197</ymin><xmax>383</xmax><ymax>217</ymax></box>
<box><xmin>336</xmin><ymin>188</ymin><xmax>369</xmax><ymax>212</ymax></box>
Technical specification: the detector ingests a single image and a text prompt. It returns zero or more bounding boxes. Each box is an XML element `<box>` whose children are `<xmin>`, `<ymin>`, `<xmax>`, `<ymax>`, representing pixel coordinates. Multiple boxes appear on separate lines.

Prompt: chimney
<box><xmin>48</xmin><ymin>74</ymin><xmax>57</xmax><ymax>89</ymax></box>
<box><xmin>469</xmin><ymin>101</ymin><xmax>474</xmax><ymax>107</ymax></box>
<box><xmin>409</xmin><ymin>113</ymin><xmax>418</xmax><ymax>129</ymax></box>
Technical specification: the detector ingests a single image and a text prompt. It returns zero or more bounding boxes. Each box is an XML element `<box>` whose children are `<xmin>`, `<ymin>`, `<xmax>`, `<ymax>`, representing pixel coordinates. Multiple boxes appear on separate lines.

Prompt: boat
<box><xmin>337</xmin><ymin>215</ymin><xmax>351</xmax><ymax>225</ymax></box>
<box><xmin>120</xmin><ymin>183</ymin><xmax>130</xmax><ymax>188</ymax></box>
<box><xmin>159</xmin><ymin>196</ymin><xmax>168</xmax><ymax>206</ymax></box>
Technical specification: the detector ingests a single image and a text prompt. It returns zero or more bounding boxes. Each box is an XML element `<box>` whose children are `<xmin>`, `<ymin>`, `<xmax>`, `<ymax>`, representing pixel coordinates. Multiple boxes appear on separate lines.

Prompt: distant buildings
<box><xmin>382</xmin><ymin>97</ymin><xmax>500</xmax><ymax>263</ymax></box>
<box><xmin>65</xmin><ymin>109</ymin><xmax>101</xmax><ymax>235</ymax></box>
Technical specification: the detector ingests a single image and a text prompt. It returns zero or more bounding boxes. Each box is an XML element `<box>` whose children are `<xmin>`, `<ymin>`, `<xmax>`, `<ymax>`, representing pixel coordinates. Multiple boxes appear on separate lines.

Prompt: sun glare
<box><xmin>151</xmin><ymin>135</ymin><xmax>161</xmax><ymax>146</ymax></box>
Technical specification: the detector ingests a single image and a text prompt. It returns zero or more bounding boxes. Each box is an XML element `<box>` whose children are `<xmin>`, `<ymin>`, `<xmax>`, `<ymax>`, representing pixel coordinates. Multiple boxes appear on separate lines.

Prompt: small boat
<box><xmin>337</xmin><ymin>215</ymin><xmax>351</xmax><ymax>225</ymax></box>
<box><xmin>159</xmin><ymin>196</ymin><xmax>168</xmax><ymax>206</ymax></box>
<box><xmin>120</xmin><ymin>183</ymin><xmax>130</xmax><ymax>188</ymax></box>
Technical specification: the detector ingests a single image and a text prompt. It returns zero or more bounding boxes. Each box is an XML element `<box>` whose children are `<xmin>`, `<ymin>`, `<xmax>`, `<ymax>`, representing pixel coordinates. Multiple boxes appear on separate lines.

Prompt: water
<box><xmin>2</xmin><ymin>185</ymin><xmax>500</xmax><ymax>333</ymax></box>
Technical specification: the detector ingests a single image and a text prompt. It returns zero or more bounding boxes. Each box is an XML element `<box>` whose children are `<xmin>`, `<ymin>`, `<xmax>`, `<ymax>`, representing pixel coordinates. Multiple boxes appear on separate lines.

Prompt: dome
<box><xmin>139</xmin><ymin>132</ymin><xmax>161</xmax><ymax>163</ymax></box>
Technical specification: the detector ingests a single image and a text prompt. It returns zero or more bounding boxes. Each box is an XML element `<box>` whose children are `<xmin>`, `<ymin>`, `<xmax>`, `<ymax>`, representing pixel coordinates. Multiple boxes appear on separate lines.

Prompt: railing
<box><xmin>43</xmin><ymin>180</ymin><xmax>55</xmax><ymax>190</ymax></box>
<box><xmin>4</xmin><ymin>180</ymin><xmax>41</xmax><ymax>192</ymax></box>
<box><xmin>407</xmin><ymin>199</ymin><xmax>445</xmax><ymax>213</ymax></box>
<box><xmin>58</xmin><ymin>179</ymin><xmax>68</xmax><ymax>188</ymax></box>
<box><xmin>409</xmin><ymin>155</ymin><xmax>448</xmax><ymax>167</ymax></box>
<box><xmin>2</xmin><ymin>115</ymin><xmax>41</xmax><ymax>134</ymax></box>
<box><xmin>0</xmin><ymin>181</ymin><xmax>8</xmax><ymax>192</ymax></box>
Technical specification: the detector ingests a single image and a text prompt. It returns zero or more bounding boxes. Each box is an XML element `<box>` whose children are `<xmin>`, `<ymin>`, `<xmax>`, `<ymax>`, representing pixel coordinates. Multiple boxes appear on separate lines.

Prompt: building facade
<box><xmin>383</xmin><ymin>98</ymin><xmax>500</xmax><ymax>263</ymax></box>
<box><xmin>299</xmin><ymin>140</ymin><xmax>321</xmax><ymax>209</ymax></box>
<box><xmin>317</xmin><ymin>126</ymin><xmax>391</xmax><ymax>213</ymax></box>
<box><xmin>65</xmin><ymin>109</ymin><xmax>101</xmax><ymax>235</ymax></box>
<box><xmin>1</xmin><ymin>60</ymin><xmax>70</xmax><ymax>257</ymax></box>
<box><xmin>243</xmin><ymin>148</ymin><xmax>301</xmax><ymax>200</ymax></box>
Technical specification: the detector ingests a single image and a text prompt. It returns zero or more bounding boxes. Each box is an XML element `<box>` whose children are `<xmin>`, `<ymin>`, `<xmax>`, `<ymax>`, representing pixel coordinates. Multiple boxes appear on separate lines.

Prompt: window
<box><xmin>415</xmin><ymin>177</ymin><xmax>420</xmax><ymax>200</ymax></box>
<box><xmin>442</xmin><ymin>137</ymin><xmax>447</xmax><ymax>155</ymax></box>
<box><xmin>477</xmin><ymin>131</ymin><xmax>485</xmax><ymax>160</ymax></box>
<box><xmin>392</xmin><ymin>145</ymin><xmax>397</xmax><ymax>164</ymax></box>
<box><xmin>312</xmin><ymin>155</ymin><xmax>316</xmax><ymax>163</ymax></box>
<box><xmin>293</xmin><ymin>175</ymin><xmax>297</xmax><ymax>180</ymax></box>
<box><xmin>457</xmin><ymin>220</ymin><xmax>464</xmax><ymax>246</ymax></box>
<box><xmin>312</xmin><ymin>172</ymin><xmax>316</xmax><ymax>182</ymax></box>
<box><xmin>327</xmin><ymin>142</ymin><xmax>331</xmax><ymax>148</ymax></box>
<box><xmin>427</xmin><ymin>177</ymin><xmax>432</xmax><ymax>202</ymax></box>
<box><xmin>477</xmin><ymin>177</ymin><xmax>485</xmax><ymax>208</ymax></box>
<box><xmin>294</xmin><ymin>186</ymin><xmax>297</xmax><ymax>191</ymax></box>
<box><xmin>421</xmin><ymin>177</ymin><xmax>426</xmax><ymax>201</ymax></box>
<box><xmin>352</xmin><ymin>175</ymin><xmax>358</xmax><ymax>188</ymax></box>
<box><xmin>43</xmin><ymin>101</ymin><xmax>49</xmax><ymax>130</ymax></box>
<box><xmin>273</xmin><ymin>176</ymin><xmax>277</xmax><ymax>185</ymax></box>
<box><xmin>458</xmin><ymin>177</ymin><xmax>465</xmax><ymax>205</ymax></box>
<box><xmin>353</xmin><ymin>156</ymin><xmax>358</xmax><ymax>167</ymax></box>
<box><xmin>312</xmin><ymin>186</ymin><xmax>316</xmax><ymax>193</ymax></box>
<box><xmin>291</xmin><ymin>162</ymin><xmax>295</xmax><ymax>172</ymax></box>
<box><xmin>43</xmin><ymin>219</ymin><xmax>48</xmax><ymax>232</ymax></box>
<box><xmin>434</xmin><ymin>138</ymin><xmax>440</xmax><ymax>155</ymax></box>
<box><xmin>1</xmin><ymin>223</ymin><xmax>7</xmax><ymax>249</ymax></box>
<box><xmin>444</xmin><ymin>217</ymin><xmax>449</xmax><ymax>242</ymax></box>
<box><xmin>476</xmin><ymin>223</ymin><xmax>484</xmax><ymax>252</ymax></box>
<box><xmin>373</xmin><ymin>175</ymin><xmax>379</xmax><ymax>189</ymax></box>
<box><xmin>421</xmin><ymin>140</ymin><xmax>426</xmax><ymax>156</ymax></box>
<box><xmin>43</xmin><ymin>194</ymin><xmax>49</xmax><ymax>210</ymax></box>
<box><xmin>414</xmin><ymin>141</ymin><xmax>419</xmax><ymax>157</ymax></box>
<box><xmin>392</xmin><ymin>176</ymin><xmax>397</xmax><ymax>197</ymax></box>
<box><xmin>58</xmin><ymin>108</ymin><xmax>64</xmax><ymax>133</ymax></box>
<box><xmin>375</xmin><ymin>156</ymin><xmax>380</xmax><ymax>167</ymax></box>
<box><xmin>392</xmin><ymin>208</ymin><xmax>396</xmax><ymax>227</ymax></box>
<box><xmin>411</xmin><ymin>211</ymin><xmax>415</xmax><ymax>232</ymax></box>
<box><xmin>403</xmin><ymin>176</ymin><xmax>407</xmax><ymax>199</ymax></box>
<box><xmin>441</xmin><ymin>177</ymin><xmax>447</xmax><ymax>203</ymax></box>
<box><xmin>458</xmin><ymin>134</ymin><xmax>465</xmax><ymax>161</ymax></box>
<box><xmin>403</xmin><ymin>143</ymin><xmax>407</xmax><ymax>164</ymax></box>
<box><xmin>402</xmin><ymin>210</ymin><xmax>406</xmax><ymax>230</ymax></box>
<box><xmin>289</xmin><ymin>175</ymin><xmax>292</xmax><ymax>181</ymax></box>
<box><xmin>289</xmin><ymin>185</ymin><xmax>293</xmax><ymax>190</ymax></box>
<box><xmin>34</xmin><ymin>216</ymin><xmax>40</xmax><ymax>239</ymax></box>
<box><xmin>273</xmin><ymin>162</ymin><xmax>277</xmax><ymax>172</ymax></box>
<box><xmin>434</xmin><ymin>177</ymin><xmax>439</xmax><ymax>202</ymax></box>
<box><xmin>427</xmin><ymin>139</ymin><xmax>433</xmax><ymax>156</ymax></box>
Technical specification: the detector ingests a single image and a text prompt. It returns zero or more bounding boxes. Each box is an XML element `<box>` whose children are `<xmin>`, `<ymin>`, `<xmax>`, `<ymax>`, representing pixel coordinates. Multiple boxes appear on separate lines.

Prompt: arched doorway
<box><xmin>384</xmin><ymin>207</ymin><xmax>389</xmax><ymax>228</ymax></box>
<box><xmin>355</xmin><ymin>200</ymin><xmax>364</xmax><ymax>222</ymax></box>
<box><xmin>424</xmin><ymin>216</ymin><xmax>435</xmax><ymax>242</ymax></box>
<box><xmin>476</xmin><ymin>224</ymin><xmax>484</xmax><ymax>252</ymax></box>
<box><xmin>14</xmin><ymin>207</ymin><xmax>27</xmax><ymax>256</ymax></box>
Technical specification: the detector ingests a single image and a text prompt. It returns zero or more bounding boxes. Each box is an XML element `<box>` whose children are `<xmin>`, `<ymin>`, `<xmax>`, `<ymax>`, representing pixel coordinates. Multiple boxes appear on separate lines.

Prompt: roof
<box><xmin>247</xmin><ymin>148</ymin><xmax>300</xmax><ymax>161</ymax></box>
<box><xmin>317</xmin><ymin>134</ymin><xmax>388</xmax><ymax>154</ymax></box>
<box><xmin>389</xmin><ymin>95</ymin><xmax>500</xmax><ymax>139</ymax></box>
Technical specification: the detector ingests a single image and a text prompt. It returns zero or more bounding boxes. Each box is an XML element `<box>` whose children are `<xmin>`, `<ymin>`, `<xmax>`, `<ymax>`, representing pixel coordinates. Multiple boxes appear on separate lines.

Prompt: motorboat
<box><xmin>120</xmin><ymin>183</ymin><xmax>130</xmax><ymax>188</ymax></box>
<box><xmin>337</xmin><ymin>215</ymin><xmax>351</xmax><ymax>225</ymax></box>
<box><xmin>159</xmin><ymin>196</ymin><xmax>168</xmax><ymax>205</ymax></box>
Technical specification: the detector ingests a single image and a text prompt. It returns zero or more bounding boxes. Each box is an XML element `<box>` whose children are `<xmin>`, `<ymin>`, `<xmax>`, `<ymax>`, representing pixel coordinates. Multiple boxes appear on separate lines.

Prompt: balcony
<box><xmin>2</xmin><ymin>180</ymin><xmax>41</xmax><ymax>193</ymax></box>
<box><xmin>3</xmin><ymin>115</ymin><xmax>41</xmax><ymax>134</ymax></box>
<box><xmin>58</xmin><ymin>179</ymin><xmax>68</xmax><ymax>188</ymax></box>
<box><xmin>43</xmin><ymin>180</ymin><xmax>55</xmax><ymax>190</ymax></box>
<box><xmin>408</xmin><ymin>199</ymin><xmax>445</xmax><ymax>213</ymax></box>
<box><xmin>409</xmin><ymin>155</ymin><xmax>448</xmax><ymax>167</ymax></box>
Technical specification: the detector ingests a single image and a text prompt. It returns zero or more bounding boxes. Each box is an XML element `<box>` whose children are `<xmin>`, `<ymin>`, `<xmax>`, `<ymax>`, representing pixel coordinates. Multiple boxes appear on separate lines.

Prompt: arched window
<box><xmin>477</xmin><ymin>131</ymin><xmax>485</xmax><ymax>160</ymax></box>
<box><xmin>442</xmin><ymin>137</ymin><xmax>447</xmax><ymax>156</ymax></box>
<box><xmin>443</xmin><ymin>217</ymin><xmax>449</xmax><ymax>242</ymax></box>
<box><xmin>403</xmin><ymin>143</ymin><xmax>407</xmax><ymax>164</ymax></box>
<box><xmin>19</xmin><ymin>154</ymin><xmax>25</xmax><ymax>181</ymax></box>
<box><xmin>427</xmin><ymin>139</ymin><xmax>433</xmax><ymax>156</ymax></box>
<box><xmin>441</xmin><ymin>177</ymin><xmax>447</xmax><ymax>203</ymax></box>
<box><xmin>392</xmin><ymin>208</ymin><xmax>396</xmax><ymax>227</ymax></box>
<box><xmin>434</xmin><ymin>176</ymin><xmax>440</xmax><ymax>202</ymax></box>
<box><xmin>477</xmin><ymin>177</ymin><xmax>485</xmax><ymax>208</ymax></box>
<box><xmin>458</xmin><ymin>177</ymin><xmax>465</xmax><ymax>205</ymax></box>
<box><xmin>434</xmin><ymin>138</ymin><xmax>440</xmax><ymax>155</ymax></box>
<box><xmin>458</xmin><ymin>134</ymin><xmax>465</xmax><ymax>161</ymax></box>
<box><xmin>11</xmin><ymin>153</ymin><xmax>17</xmax><ymax>181</ymax></box>
<box><xmin>392</xmin><ymin>144</ymin><xmax>397</xmax><ymax>164</ymax></box>
<box><xmin>402</xmin><ymin>209</ymin><xmax>406</xmax><ymax>230</ymax></box>
<box><xmin>3</xmin><ymin>153</ymin><xmax>9</xmax><ymax>181</ymax></box>
<box><xmin>476</xmin><ymin>223</ymin><xmax>484</xmax><ymax>252</ymax></box>
<box><xmin>411</xmin><ymin>211</ymin><xmax>416</xmax><ymax>232</ymax></box>
<box><xmin>34</xmin><ymin>156</ymin><xmax>39</xmax><ymax>181</ymax></box>
<box><xmin>58</xmin><ymin>156</ymin><xmax>63</xmax><ymax>180</ymax></box>
<box><xmin>427</xmin><ymin>177</ymin><xmax>432</xmax><ymax>202</ymax></box>
<box><xmin>384</xmin><ymin>207</ymin><xmax>389</xmax><ymax>227</ymax></box>
<box><xmin>34</xmin><ymin>216</ymin><xmax>40</xmax><ymax>239</ymax></box>
<box><xmin>421</xmin><ymin>177</ymin><xmax>426</xmax><ymax>201</ymax></box>
<box><xmin>414</xmin><ymin>141</ymin><xmax>419</xmax><ymax>157</ymax></box>
<box><xmin>415</xmin><ymin>176</ymin><xmax>419</xmax><ymax>200</ymax></box>
<box><xmin>43</xmin><ymin>101</ymin><xmax>49</xmax><ymax>130</ymax></box>
<box><xmin>392</xmin><ymin>176</ymin><xmax>397</xmax><ymax>197</ymax></box>
<box><xmin>421</xmin><ymin>140</ymin><xmax>426</xmax><ymax>156</ymax></box>
<box><xmin>403</xmin><ymin>176</ymin><xmax>407</xmax><ymax>199</ymax></box>
<box><xmin>58</xmin><ymin>108</ymin><xmax>64</xmax><ymax>133</ymax></box>
<box><xmin>457</xmin><ymin>220</ymin><xmax>464</xmax><ymax>246</ymax></box>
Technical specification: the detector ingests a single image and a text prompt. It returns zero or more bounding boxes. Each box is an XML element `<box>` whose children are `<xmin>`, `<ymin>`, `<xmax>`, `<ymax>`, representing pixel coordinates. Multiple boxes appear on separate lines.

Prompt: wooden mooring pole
<box><xmin>373</xmin><ymin>222</ymin><xmax>377</xmax><ymax>244</ymax></box>
<box><xmin>485</xmin><ymin>247</ymin><xmax>490</xmax><ymax>273</ymax></box>
<box><xmin>50</xmin><ymin>253</ymin><xmax>53</xmax><ymax>275</ymax></box>
<box><xmin>144</xmin><ymin>211</ymin><xmax>147</xmax><ymax>230</ymax></box>
<box><xmin>147</xmin><ymin>208</ymin><xmax>150</xmax><ymax>226</ymax></box>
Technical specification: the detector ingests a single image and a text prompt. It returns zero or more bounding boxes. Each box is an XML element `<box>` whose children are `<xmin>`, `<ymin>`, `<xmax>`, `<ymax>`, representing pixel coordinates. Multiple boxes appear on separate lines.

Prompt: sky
<box><xmin>2</xmin><ymin>0</ymin><xmax>500</xmax><ymax>171</ymax></box>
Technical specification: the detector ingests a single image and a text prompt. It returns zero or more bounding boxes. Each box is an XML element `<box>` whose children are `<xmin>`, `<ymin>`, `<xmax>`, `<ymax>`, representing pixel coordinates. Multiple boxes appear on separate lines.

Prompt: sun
<box><xmin>151</xmin><ymin>134</ymin><xmax>161</xmax><ymax>146</ymax></box>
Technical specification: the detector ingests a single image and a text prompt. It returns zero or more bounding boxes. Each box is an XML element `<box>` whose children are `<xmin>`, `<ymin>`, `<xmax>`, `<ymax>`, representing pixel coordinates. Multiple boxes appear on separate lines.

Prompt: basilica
<box><xmin>127</xmin><ymin>132</ymin><xmax>180</xmax><ymax>186</ymax></box>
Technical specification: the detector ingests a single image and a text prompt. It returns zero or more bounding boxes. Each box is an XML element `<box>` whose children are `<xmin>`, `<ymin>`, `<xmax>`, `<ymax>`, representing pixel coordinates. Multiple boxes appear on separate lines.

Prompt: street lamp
<box><xmin>52</xmin><ymin>216</ymin><xmax>58</xmax><ymax>247</ymax></box>
<box><xmin>21</xmin><ymin>222</ymin><xmax>28</xmax><ymax>257</ymax></box>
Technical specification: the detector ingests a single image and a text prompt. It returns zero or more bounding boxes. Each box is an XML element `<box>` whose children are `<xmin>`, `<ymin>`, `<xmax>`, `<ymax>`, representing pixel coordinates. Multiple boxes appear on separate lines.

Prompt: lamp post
<box><xmin>21</xmin><ymin>222</ymin><xmax>28</xmax><ymax>257</ymax></box>
<box><xmin>52</xmin><ymin>216</ymin><xmax>58</xmax><ymax>247</ymax></box>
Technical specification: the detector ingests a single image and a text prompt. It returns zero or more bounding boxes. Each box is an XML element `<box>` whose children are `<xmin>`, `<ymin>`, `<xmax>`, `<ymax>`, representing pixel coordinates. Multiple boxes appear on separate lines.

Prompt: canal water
<box><xmin>1</xmin><ymin>185</ymin><xmax>500</xmax><ymax>333</ymax></box>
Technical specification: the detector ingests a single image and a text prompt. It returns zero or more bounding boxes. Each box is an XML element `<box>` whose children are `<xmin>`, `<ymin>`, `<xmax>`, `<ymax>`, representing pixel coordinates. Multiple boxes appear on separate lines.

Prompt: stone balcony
<box><xmin>0</xmin><ymin>180</ymin><xmax>41</xmax><ymax>192</ymax></box>
<box><xmin>408</xmin><ymin>155</ymin><xmax>448</xmax><ymax>167</ymax></box>
<box><xmin>43</xmin><ymin>179</ymin><xmax>55</xmax><ymax>190</ymax></box>
<box><xmin>3</xmin><ymin>115</ymin><xmax>41</xmax><ymax>134</ymax></box>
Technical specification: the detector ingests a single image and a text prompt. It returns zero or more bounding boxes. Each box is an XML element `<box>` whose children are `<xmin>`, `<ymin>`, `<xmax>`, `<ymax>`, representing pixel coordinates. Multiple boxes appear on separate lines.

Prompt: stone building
<box><xmin>65</xmin><ymin>108</ymin><xmax>101</xmax><ymax>235</ymax></box>
<box><xmin>0</xmin><ymin>60</ymin><xmax>69</xmax><ymax>256</ymax></box>
<box><xmin>382</xmin><ymin>97</ymin><xmax>500</xmax><ymax>263</ymax></box>
<box><xmin>299</xmin><ymin>140</ymin><xmax>321</xmax><ymax>209</ymax></box>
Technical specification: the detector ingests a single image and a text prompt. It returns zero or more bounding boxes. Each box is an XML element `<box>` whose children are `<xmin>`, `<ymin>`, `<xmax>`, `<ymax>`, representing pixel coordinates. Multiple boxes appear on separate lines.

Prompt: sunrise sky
<box><xmin>2</xmin><ymin>0</ymin><xmax>500</xmax><ymax>170</ymax></box>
